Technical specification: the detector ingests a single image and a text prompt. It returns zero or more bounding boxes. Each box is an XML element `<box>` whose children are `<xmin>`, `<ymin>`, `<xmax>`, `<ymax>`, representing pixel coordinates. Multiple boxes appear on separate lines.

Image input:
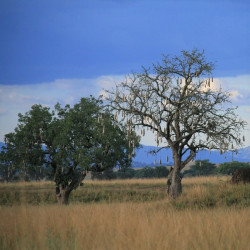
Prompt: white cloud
<box><xmin>217</xmin><ymin>75</ymin><xmax>250</xmax><ymax>105</ymax></box>
<box><xmin>0</xmin><ymin>75</ymin><xmax>124</xmax><ymax>142</ymax></box>
<box><xmin>219</xmin><ymin>75</ymin><xmax>250</xmax><ymax>90</ymax></box>
<box><xmin>229</xmin><ymin>90</ymin><xmax>243</xmax><ymax>101</ymax></box>
<box><xmin>198</xmin><ymin>75</ymin><xmax>249</xmax><ymax>106</ymax></box>
<box><xmin>0</xmin><ymin>74</ymin><xmax>250</xmax><ymax>147</ymax></box>
<box><xmin>98</xmin><ymin>90</ymin><xmax>110</xmax><ymax>100</ymax></box>
<box><xmin>96</xmin><ymin>76</ymin><xmax>117</xmax><ymax>89</ymax></box>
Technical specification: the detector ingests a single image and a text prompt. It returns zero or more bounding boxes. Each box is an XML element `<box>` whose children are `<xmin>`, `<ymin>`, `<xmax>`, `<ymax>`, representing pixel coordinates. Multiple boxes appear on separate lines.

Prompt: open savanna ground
<box><xmin>0</xmin><ymin>176</ymin><xmax>250</xmax><ymax>250</ymax></box>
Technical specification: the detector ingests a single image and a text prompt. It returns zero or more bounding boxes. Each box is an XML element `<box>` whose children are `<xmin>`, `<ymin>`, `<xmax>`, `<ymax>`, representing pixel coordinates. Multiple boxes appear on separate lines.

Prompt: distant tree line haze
<box><xmin>92</xmin><ymin>166</ymin><xmax>170</xmax><ymax>180</ymax></box>
<box><xmin>107</xmin><ymin>49</ymin><xmax>246</xmax><ymax>198</ymax></box>
<box><xmin>1</xmin><ymin>159</ymin><xmax>249</xmax><ymax>182</ymax></box>
<box><xmin>91</xmin><ymin>160</ymin><xmax>250</xmax><ymax>180</ymax></box>
<box><xmin>183</xmin><ymin>160</ymin><xmax>250</xmax><ymax>177</ymax></box>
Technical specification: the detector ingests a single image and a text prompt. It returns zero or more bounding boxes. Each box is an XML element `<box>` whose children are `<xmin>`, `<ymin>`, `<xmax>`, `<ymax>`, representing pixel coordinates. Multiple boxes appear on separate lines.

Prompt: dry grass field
<box><xmin>0</xmin><ymin>176</ymin><xmax>250</xmax><ymax>250</ymax></box>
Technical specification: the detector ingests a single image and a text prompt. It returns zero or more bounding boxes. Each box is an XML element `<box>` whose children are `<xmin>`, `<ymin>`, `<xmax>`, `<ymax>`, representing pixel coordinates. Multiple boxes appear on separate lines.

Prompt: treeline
<box><xmin>0</xmin><ymin>164</ymin><xmax>170</xmax><ymax>182</ymax></box>
<box><xmin>91</xmin><ymin>166</ymin><xmax>170</xmax><ymax>180</ymax></box>
<box><xmin>92</xmin><ymin>160</ymin><xmax>250</xmax><ymax>180</ymax></box>
<box><xmin>0</xmin><ymin>164</ymin><xmax>52</xmax><ymax>182</ymax></box>
<box><xmin>1</xmin><ymin>160</ymin><xmax>249</xmax><ymax>182</ymax></box>
<box><xmin>183</xmin><ymin>160</ymin><xmax>250</xmax><ymax>177</ymax></box>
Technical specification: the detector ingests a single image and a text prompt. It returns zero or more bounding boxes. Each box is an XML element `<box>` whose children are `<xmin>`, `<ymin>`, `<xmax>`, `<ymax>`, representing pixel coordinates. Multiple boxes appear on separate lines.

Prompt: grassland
<box><xmin>0</xmin><ymin>177</ymin><xmax>250</xmax><ymax>249</ymax></box>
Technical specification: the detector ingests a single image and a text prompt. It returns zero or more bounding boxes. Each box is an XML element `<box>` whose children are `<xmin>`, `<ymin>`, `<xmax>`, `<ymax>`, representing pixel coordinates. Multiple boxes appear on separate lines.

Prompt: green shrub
<box><xmin>183</xmin><ymin>160</ymin><xmax>216</xmax><ymax>177</ymax></box>
<box><xmin>216</xmin><ymin>161</ymin><xmax>250</xmax><ymax>175</ymax></box>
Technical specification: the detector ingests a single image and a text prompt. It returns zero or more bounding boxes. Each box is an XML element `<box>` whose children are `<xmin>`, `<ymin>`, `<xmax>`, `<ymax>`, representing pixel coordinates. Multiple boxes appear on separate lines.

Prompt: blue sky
<box><xmin>0</xmin><ymin>0</ymin><xmax>250</xmax><ymax>146</ymax></box>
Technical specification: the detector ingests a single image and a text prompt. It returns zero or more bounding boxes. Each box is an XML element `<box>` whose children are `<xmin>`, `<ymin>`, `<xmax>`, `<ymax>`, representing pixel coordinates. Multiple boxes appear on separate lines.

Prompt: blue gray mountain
<box><xmin>132</xmin><ymin>145</ymin><xmax>250</xmax><ymax>167</ymax></box>
<box><xmin>1</xmin><ymin>142</ymin><xmax>250</xmax><ymax>167</ymax></box>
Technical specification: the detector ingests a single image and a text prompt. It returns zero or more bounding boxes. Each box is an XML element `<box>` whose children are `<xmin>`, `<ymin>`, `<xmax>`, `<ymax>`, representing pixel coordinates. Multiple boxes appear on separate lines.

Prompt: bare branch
<box><xmin>106</xmin><ymin>49</ymin><xmax>247</xmax><ymax>174</ymax></box>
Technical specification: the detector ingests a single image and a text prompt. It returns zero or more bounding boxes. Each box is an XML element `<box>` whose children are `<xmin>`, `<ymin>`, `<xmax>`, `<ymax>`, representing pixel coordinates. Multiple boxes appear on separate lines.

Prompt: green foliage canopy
<box><xmin>0</xmin><ymin>97</ymin><xmax>140</xmax><ymax>203</ymax></box>
<box><xmin>216</xmin><ymin>161</ymin><xmax>250</xmax><ymax>175</ymax></box>
<box><xmin>183</xmin><ymin>160</ymin><xmax>216</xmax><ymax>177</ymax></box>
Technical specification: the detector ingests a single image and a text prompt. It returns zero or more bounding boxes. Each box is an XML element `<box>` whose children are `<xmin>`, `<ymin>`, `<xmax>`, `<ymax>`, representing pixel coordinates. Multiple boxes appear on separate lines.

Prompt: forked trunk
<box><xmin>54</xmin><ymin>168</ymin><xmax>87</xmax><ymax>205</ymax></box>
<box><xmin>56</xmin><ymin>186</ymin><xmax>71</xmax><ymax>205</ymax></box>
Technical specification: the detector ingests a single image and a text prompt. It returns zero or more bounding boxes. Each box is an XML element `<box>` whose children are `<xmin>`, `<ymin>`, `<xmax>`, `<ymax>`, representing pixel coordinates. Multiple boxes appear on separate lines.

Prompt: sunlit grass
<box><xmin>0</xmin><ymin>203</ymin><xmax>249</xmax><ymax>250</ymax></box>
<box><xmin>0</xmin><ymin>176</ymin><xmax>248</xmax><ymax>207</ymax></box>
<box><xmin>0</xmin><ymin>176</ymin><xmax>230</xmax><ymax>188</ymax></box>
<box><xmin>0</xmin><ymin>176</ymin><xmax>249</xmax><ymax>249</ymax></box>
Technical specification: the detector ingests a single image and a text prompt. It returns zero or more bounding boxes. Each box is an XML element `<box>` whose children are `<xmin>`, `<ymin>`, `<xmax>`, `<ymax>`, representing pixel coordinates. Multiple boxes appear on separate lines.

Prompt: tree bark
<box><xmin>169</xmin><ymin>152</ymin><xmax>182</xmax><ymax>199</ymax></box>
<box><xmin>56</xmin><ymin>185</ymin><xmax>71</xmax><ymax>205</ymax></box>
<box><xmin>54</xmin><ymin>170</ymin><xmax>87</xmax><ymax>205</ymax></box>
<box><xmin>169</xmin><ymin>168</ymin><xmax>182</xmax><ymax>199</ymax></box>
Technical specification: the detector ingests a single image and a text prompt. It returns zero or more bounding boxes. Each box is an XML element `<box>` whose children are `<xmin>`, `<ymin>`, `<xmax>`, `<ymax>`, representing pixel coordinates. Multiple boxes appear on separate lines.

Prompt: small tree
<box><xmin>0</xmin><ymin>143</ymin><xmax>19</xmax><ymax>182</ymax></box>
<box><xmin>116</xmin><ymin>167</ymin><xmax>136</xmax><ymax>179</ymax></box>
<box><xmin>107</xmin><ymin>49</ymin><xmax>246</xmax><ymax>198</ymax></box>
<box><xmin>154</xmin><ymin>166</ymin><xmax>170</xmax><ymax>178</ymax></box>
<box><xmin>216</xmin><ymin>161</ymin><xmax>250</xmax><ymax>175</ymax></box>
<box><xmin>1</xmin><ymin>97</ymin><xmax>139</xmax><ymax>204</ymax></box>
<box><xmin>134</xmin><ymin>167</ymin><xmax>155</xmax><ymax>178</ymax></box>
<box><xmin>91</xmin><ymin>168</ymin><xmax>116</xmax><ymax>180</ymax></box>
<box><xmin>183</xmin><ymin>160</ymin><xmax>216</xmax><ymax>177</ymax></box>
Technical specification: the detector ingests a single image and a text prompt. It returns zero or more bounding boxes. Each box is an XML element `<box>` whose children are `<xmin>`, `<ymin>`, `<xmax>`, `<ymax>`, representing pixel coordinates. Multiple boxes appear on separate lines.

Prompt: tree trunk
<box><xmin>169</xmin><ymin>152</ymin><xmax>182</xmax><ymax>199</ymax></box>
<box><xmin>54</xmin><ymin>169</ymin><xmax>87</xmax><ymax>205</ymax></box>
<box><xmin>169</xmin><ymin>168</ymin><xmax>182</xmax><ymax>199</ymax></box>
<box><xmin>56</xmin><ymin>185</ymin><xmax>71</xmax><ymax>205</ymax></box>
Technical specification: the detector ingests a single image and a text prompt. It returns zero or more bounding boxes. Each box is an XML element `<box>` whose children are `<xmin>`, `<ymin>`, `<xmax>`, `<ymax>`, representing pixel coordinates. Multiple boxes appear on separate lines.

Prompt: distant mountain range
<box><xmin>132</xmin><ymin>145</ymin><xmax>250</xmax><ymax>167</ymax></box>
<box><xmin>1</xmin><ymin>142</ymin><xmax>250</xmax><ymax>167</ymax></box>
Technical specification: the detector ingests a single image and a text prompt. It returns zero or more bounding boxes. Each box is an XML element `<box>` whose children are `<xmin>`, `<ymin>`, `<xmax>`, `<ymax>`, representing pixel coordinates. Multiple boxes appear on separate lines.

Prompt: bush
<box><xmin>134</xmin><ymin>166</ymin><xmax>169</xmax><ymax>179</ymax></box>
<box><xmin>154</xmin><ymin>166</ymin><xmax>169</xmax><ymax>178</ymax></box>
<box><xmin>183</xmin><ymin>160</ymin><xmax>216</xmax><ymax>177</ymax></box>
<box><xmin>216</xmin><ymin>161</ymin><xmax>250</xmax><ymax>175</ymax></box>
<box><xmin>116</xmin><ymin>168</ymin><xmax>136</xmax><ymax>179</ymax></box>
<box><xmin>231</xmin><ymin>168</ymin><xmax>250</xmax><ymax>184</ymax></box>
<box><xmin>91</xmin><ymin>166</ymin><xmax>170</xmax><ymax>180</ymax></box>
<box><xmin>134</xmin><ymin>167</ymin><xmax>155</xmax><ymax>178</ymax></box>
<box><xmin>91</xmin><ymin>168</ymin><xmax>116</xmax><ymax>180</ymax></box>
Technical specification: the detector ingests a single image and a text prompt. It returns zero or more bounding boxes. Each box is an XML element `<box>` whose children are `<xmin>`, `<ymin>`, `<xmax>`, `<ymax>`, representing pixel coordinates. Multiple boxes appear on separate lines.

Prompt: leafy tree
<box><xmin>107</xmin><ymin>49</ymin><xmax>246</xmax><ymax>198</ymax></box>
<box><xmin>1</xmin><ymin>97</ymin><xmax>139</xmax><ymax>204</ymax></box>
<box><xmin>93</xmin><ymin>166</ymin><xmax>170</xmax><ymax>179</ymax></box>
<box><xmin>116</xmin><ymin>167</ymin><xmax>136</xmax><ymax>179</ymax></box>
<box><xmin>0</xmin><ymin>131</ymin><xmax>38</xmax><ymax>182</ymax></box>
<box><xmin>183</xmin><ymin>160</ymin><xmax>216</xmax><ymax>177</ymax></box>
<box><xmin>135</xmin><ymin>166</ymin><xmax>169</xmax><ymax>179</ymax></box>
<box><xmin>25</xmin><ymin>165</ymin><xmax>47</xmax><ymax>181</ymax></box>
<box><xmin>216</xmin><ymin>161</ymin><xmax>250</xmax><ymax>175</ymax></box>
<box><xmin>135</xmin><ymin>167</ymin><xmax>155</xmax><ymax>178</ymax></box>
<box><xmin>154</xmin><ymin>166</ymin><xmax>170</xmax><ymax>178</ymax></box>
<box><xmin>0</xmin><ymin>142</ymin><xmax>19</xmax><ymax>182</ymax></box>
<box><xmin>91</xmin><ymin>168</ymin><xmax>116</xmax><ymax>180</ymax></box>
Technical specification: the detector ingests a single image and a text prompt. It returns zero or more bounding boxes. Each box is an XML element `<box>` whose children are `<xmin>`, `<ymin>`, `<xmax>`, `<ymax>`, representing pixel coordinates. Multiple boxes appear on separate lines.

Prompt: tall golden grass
<box><xmin>0</xmin><ymin>175</ymin><xmax>230</xmax><ymax>188</ymax></box>
<box><xmin>0</xmin><ymin>203</ymin><xmax>249</xmax><ymax>250</ymax></box>
<box><xmin>0</xmin><ymin>176</ymin><xmax>249</xmax><ymax>249</ymax></box>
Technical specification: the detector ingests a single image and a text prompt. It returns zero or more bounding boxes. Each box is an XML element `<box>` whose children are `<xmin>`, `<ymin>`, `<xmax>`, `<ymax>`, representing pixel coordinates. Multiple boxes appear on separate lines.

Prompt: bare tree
<box><xmin>107</xmin><ymin>49</ymin><xmax>247</xmax><ymax>198</ymax></box>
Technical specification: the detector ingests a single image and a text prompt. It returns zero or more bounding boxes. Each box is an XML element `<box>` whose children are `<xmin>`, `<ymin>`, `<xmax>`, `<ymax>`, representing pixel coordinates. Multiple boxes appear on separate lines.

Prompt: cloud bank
<box><xmin>0</xmin><ymin>74</ymin><xmax>250</xmax><ymax>146</ymax></box>
<box><xmin>0</xmin><ymin>75</ymin><xmax>122</xmax><ymax>141</ymax></box>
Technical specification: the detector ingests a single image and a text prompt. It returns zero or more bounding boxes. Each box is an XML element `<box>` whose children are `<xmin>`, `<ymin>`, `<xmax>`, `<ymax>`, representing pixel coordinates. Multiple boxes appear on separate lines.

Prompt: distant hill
<box><xmin>1</xmin><ymin>142</ymin><xmax>250</xmax><ymax>167</ymax></box>
<box><xmin>132</xmin><ymin>145</ymin><xmax>250</xmax><ymax>167</ymax></box>
<box><xmin>132</xmin><ymin>145</ymin><xmax>174</xmax><ymax>167</ymax></box>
